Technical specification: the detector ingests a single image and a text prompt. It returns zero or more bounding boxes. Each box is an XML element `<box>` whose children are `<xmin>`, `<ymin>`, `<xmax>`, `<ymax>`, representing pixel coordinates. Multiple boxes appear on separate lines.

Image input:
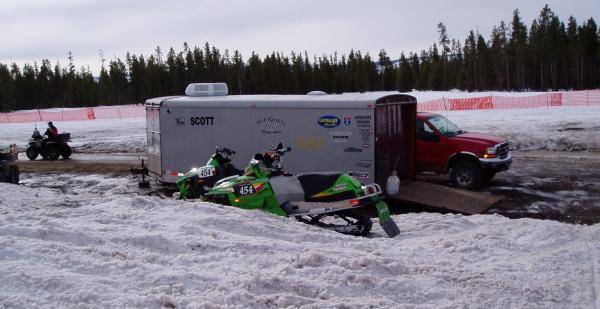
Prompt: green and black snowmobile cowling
<box><xmin>204</xmin><ymin>143</ymin><xmax>400</xmax><ymax>237</ymax></box>
<box><xmin>175</xmin><ymin>147</ymin><xmax>242</xmax><ymax>199</ymax></box>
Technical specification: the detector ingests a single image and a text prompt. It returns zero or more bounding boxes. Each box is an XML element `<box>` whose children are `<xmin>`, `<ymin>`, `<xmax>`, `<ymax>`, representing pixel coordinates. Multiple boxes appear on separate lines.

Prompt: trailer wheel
<box><xmin>450</xmin><ymin>161</ymin><xmax>481</xmax><ymax>190</ymax></box>
<box><xmin>26</xmin><ymin>147</ymin><xmax>38</xmax><ymax>160</ymax></box>
<box><xmin>8</xmin><ymin>165</ymin><xmax>20</xmax><ymax>184</ymax></box>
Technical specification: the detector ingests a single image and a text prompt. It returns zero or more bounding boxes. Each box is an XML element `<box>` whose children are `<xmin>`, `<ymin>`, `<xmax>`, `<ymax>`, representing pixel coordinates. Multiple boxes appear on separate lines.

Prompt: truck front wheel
<box><xmin>450</xmin><ymin>161</ymin><xmax>482</xmax><ymax>190</ymax></box>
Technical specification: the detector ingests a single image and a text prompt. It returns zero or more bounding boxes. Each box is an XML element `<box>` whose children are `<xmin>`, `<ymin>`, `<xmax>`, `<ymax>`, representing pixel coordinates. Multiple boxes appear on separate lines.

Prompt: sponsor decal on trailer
<box><xmin>296</xmin><ymin>136</ymin><xmax>327</xmax><ymax>151</ymax></box>
<box><xmin>356</xmin><ymin>160</ymin><xmax>373</xmax><ymax>168</ymax></box>
<box><xmin>256</xmin><ymin>117</ymin><xmax>286</xmax><ymax>135</ymax></box>
<box><xmin>176</xmin><ymin>117</ymin><xmax>185</xmax><ymax>126</ymax></box>
<box><xmin>330</xmin><ymin>131</ymin><xmax>352</xmax><ymax>143</ymax></box>
<box><xmin>348</xmin><ymin>171</ymin><xmax>369</xmax><ymax>179</ymax></box>
<box><xmin>355</xmin><ymin>115</ymin><xmax>372</xmax><ymax>128</ymax></box>
<box><xmin>317</xmin><ymin>115</ymin><xmax>341</xmax><ymax>128</ymax></box>
<box><xmin>344</xmin><ymin>147</ymin><xmax>363</xmax><ymax>153</ymax></box>
<box><xmin>190</xmin><ymin>116</ymin><xmax>215</xmax><ymax>126</ymax></box>
<box><xmin>343</xmin><ymin>116</ymin><xmax>352</xmax><ymax>125</ymax></box>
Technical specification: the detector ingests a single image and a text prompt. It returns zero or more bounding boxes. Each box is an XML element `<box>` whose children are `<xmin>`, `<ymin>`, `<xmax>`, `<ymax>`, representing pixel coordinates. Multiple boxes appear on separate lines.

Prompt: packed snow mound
<box><xmin>1</xmin><ymin>185</ymin><xmax>599</xmax><ymax>308</ymax></box>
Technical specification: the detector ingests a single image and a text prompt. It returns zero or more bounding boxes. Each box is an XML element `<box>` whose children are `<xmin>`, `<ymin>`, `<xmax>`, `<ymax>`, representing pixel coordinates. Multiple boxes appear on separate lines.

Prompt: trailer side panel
<box><xmin>157</xmin><ymin>105</ymin><xmax>375</xmax><ymax>184</ymax></box>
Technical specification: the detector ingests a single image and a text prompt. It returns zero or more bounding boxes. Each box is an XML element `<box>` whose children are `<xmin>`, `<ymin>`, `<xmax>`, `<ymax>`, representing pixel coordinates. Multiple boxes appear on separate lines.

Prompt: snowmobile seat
<box><xmin>297</xmin><ymin>173</ymin><xmax>342</xmax><ymax>198</ymax></box>
<box><xmin>269</xmin><ymin>175</ymin><xmax>305</xmax><ymax>205</ymax></box>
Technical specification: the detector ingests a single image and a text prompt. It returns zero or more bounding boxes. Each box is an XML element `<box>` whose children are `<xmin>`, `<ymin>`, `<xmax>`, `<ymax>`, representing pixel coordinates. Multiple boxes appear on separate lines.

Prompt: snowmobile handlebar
<box><xmin>216</xmin><ymin>147</ymin><xmax>236</xmax><ymax>156</ymax></box>
<box><xmin>272</xmin><ymin>142</ymin><xmax>292</xmax><ymax>156</ymax></box>
<box><xmin>275</xmin><ymin>146</ymin><xmax>292</xmax><ymax>155</ymax></box>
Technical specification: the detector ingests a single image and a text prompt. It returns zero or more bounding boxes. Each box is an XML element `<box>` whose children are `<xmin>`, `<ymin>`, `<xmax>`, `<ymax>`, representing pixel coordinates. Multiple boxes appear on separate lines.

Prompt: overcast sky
<box><xmin>1</xmin><ymin>0</ymin><xmax>598</xmax><ymax>75</ymax></box>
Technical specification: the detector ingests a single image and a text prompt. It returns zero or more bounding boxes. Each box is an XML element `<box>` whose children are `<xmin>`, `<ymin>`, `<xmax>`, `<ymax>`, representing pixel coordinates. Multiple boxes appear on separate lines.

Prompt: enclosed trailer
<box><xmin>145</xmin><ymin>83</ymin><xmax>417</xmax><ymax>188</ymax></box>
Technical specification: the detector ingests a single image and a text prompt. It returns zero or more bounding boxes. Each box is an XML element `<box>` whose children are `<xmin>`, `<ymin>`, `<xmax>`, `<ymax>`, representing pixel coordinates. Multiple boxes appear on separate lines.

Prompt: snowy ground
<box><xmin>1</xmin><ymin>176</ymin><xmax>600</xmax><ymax>308</ymax></box>
<box><xmin>440</xmin><ymin>107</ymin><xmax>600</xmax><ymax>152</ymax></box>
<box><xmin>0</xmin><ymin>118</ymin><xmax>145</xmax><ymax>154</ymax></box>
<box><xmin>1</xmin><ymin>105</ymin><xmax>600</xmax><ymax>307</ymax></box>
<box><xmin>1</xmin><ymin>107</ymin><xmax>599</xmax><ymax>154</ymax></box>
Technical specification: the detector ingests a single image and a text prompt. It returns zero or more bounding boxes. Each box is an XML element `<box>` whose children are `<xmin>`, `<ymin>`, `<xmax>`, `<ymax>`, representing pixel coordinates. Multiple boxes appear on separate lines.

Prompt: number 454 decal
<box><xmin>234</xmin><ymin>182</ymin><xmax>257</xmax><ymax>196</ymax></box>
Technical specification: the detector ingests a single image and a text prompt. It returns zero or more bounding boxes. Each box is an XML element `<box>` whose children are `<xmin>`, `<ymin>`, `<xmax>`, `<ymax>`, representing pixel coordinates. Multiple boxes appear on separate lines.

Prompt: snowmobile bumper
<box><xmin>375</xmin><ymin>200</ymin><xmax>400</xmax><ymax>238</ymax></box>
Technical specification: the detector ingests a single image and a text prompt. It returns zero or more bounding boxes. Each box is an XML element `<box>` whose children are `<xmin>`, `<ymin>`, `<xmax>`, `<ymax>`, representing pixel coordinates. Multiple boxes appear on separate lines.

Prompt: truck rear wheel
<box><xmin>450</xmin><ymin>161</ymin><xmax>481</xmax><ymax>190</ymax></box>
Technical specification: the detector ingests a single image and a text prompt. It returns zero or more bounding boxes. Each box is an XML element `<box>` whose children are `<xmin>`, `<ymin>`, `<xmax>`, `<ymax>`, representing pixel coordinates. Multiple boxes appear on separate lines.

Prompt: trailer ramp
<box><xmin>388</xmin><ymin>181</ymin><xmax>501</xmax><ymax>215</ymax></box>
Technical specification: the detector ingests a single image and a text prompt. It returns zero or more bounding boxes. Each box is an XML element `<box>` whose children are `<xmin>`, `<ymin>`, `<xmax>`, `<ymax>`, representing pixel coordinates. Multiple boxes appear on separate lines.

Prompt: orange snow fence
<box><xmin>417</xmin><ymin>90</ymin><xmax>600</xmax><ymax>112</ymax></box>
<box><xmin>0</xmin><ymin>104</ymin><xmax>144</xmax><ymax>124</ymax></box>
<box><xmin>1</xmin><ymin>91</ymin><xmax>599</xmax><ymax>124</ymax></box>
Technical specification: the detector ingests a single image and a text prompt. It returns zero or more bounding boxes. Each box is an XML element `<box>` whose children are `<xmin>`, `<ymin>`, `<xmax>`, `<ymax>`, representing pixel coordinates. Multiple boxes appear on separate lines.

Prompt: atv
<box><xmin>205</xmin><ymin>143</ymin><xmax>400</xmax><ymax>238</ymax></box>
<box><xmin>175</xmin><ymin>147</ymin><xmax>243</xmax><ymax>199</ymax></box>
<box><xmin>0</xmin><ymin>144</ymin><xmax>20</xmax><ymax>184</ymax></box>
<box><xmin>25</xmin><ymin>128</ymin><xmax>72</xmax><ymax>160</ymax></box>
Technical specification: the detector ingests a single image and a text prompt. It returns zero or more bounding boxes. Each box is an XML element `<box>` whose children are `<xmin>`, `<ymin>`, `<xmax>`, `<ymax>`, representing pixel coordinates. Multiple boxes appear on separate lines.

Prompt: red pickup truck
<box><xmin>416</xmin><ymin>112</ymin><xmax>512</xmax><ymax>190</ymax></box>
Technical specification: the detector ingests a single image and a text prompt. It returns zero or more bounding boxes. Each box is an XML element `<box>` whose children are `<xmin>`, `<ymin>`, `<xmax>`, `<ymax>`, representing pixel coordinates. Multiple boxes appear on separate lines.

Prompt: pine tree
<box><xmin>396</xmin><ymin>53</ymin><xmax>412</xmax><ymax>91</ymax></box>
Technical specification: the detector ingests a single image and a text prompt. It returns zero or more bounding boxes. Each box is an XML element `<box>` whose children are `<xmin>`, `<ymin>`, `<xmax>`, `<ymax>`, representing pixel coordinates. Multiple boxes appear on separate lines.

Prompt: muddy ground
<box><xmin>420</xmin><ymin>151</ymin><xmax>600</xmax><ymax>224</ymax></box>
<box><xmin>12</xmin><ymin>150</ymin><xmax>600</xmax><ymax>225</ymax></box>
<box><xmin>485</xmin><ymin>151</ymin><xmax>600</xmax><ymax>224</ymax></box>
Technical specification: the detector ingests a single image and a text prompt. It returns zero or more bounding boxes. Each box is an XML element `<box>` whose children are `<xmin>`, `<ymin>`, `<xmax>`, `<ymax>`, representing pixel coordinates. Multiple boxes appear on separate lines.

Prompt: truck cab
<box><xmin>416</xmin><ymin>112</ymin><xmax>512</xmax><ymax>190</ymax></box>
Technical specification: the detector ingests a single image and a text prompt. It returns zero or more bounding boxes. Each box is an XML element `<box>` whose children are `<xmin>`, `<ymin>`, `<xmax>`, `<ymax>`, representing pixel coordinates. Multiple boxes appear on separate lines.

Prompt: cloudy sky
<box><xmin>1</xmin><ymin>0</ymin><xmax>598</xmax><ymax>74</ymax></box>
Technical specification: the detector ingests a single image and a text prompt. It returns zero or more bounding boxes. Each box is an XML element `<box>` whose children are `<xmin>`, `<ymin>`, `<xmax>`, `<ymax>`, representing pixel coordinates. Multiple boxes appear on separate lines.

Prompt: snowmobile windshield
<box><xmin>427</xmin><ymin>115</ymin><xmax>463</xmax><ymax>137</ymax></box>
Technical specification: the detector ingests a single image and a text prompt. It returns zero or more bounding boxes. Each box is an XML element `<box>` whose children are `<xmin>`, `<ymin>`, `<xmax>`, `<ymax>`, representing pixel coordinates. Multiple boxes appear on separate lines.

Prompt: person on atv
<box><xmin>45</xmin><ymin>122</ymin><xmax>59</xmax><ymax>140</ymax></box>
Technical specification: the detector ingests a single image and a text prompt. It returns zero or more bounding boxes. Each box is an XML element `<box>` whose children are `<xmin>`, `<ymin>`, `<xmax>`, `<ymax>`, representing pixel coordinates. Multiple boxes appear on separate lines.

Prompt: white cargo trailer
<box><xmin>145</xmin><ymin>83</ymin><xmax>417</xmax><ymax>186</ymax></box>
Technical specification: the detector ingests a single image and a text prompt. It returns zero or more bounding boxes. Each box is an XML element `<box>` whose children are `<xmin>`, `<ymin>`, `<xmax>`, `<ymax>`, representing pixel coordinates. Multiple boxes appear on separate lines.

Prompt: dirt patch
<box><xmin>416</xmin><ymin>151</ymin><xmax>600</xmax><ymax>224</ymax></box>
<box><xmin>485</xmin><ymin>151</ymin><xmax>600</xmax><ymax>224</ymax></box>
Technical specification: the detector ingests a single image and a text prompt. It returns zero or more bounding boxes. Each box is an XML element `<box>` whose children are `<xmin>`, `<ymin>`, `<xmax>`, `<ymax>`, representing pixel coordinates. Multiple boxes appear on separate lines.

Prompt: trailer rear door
<box><xmin>374</xmin><ymin>95</ymin><xmax>417</xmax><ymax>187</ymax></box>
<box><xmin>146</xmin><ymin>107</ymin><xmax>162</xmax><ymax>176</ymax></box>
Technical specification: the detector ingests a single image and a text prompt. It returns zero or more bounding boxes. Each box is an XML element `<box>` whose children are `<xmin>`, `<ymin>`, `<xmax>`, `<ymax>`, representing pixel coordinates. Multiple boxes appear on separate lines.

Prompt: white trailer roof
<box><xmin>146</xmin><ymin>92</ymin><xmax>416</xmax><ymax>109</ymax></box>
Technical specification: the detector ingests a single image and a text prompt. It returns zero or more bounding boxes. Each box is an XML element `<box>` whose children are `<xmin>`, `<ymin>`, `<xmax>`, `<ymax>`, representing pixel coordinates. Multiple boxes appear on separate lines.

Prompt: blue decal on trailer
<box><xmin>318</xmin><ymin>115</ymin><xmax>341</xmax><ymax>128</ymax></box>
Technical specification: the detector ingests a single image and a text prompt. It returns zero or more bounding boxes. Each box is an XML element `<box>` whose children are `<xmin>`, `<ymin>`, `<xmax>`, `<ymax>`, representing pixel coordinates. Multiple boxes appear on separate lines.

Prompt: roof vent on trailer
<box><xmin>307</xmin><ymin>90</ymin><xmax>327</xmax><ymax>96</ymax></box>
<box><xmin>185</xmin><ymin>83</ymin><xmax>228</xmax><ymax>97</ymax></box>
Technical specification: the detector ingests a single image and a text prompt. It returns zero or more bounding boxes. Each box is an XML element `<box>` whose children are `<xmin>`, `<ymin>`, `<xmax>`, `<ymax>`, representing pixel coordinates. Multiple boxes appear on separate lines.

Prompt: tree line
<box><xmin>0</xmin><ymin>5</ymin><xmax>598</xmax><ymax>112</ymax></box>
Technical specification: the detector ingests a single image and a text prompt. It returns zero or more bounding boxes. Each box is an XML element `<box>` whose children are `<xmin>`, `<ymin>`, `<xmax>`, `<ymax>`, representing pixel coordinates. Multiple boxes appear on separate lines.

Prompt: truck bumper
<box><xmin>479</xmin><ymin>154</ymin><xmax>512</xmax><ymax>172</ymax></box>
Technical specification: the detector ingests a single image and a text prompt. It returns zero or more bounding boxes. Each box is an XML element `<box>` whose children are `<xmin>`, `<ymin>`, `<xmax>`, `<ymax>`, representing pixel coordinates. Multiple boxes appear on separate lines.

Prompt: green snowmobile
<box><xmin>175</xmin><ymin>147</ymin><xmax>243</xmax><ymax>199</ymax></box>
<box><xmin>204</xmin><ymin>143</ymin><xmax>400</xmax><ymax>237</ymax></box>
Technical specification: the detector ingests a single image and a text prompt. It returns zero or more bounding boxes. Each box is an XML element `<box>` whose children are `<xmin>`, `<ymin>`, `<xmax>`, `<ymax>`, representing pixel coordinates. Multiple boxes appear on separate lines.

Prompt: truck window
<box><xmin>416</xmin><ymin>119</ymin><xmax>437</xmax><ymax>140</ymax></box>
<box><xmin>427</xmin><ymin>115</ymin><xmax>463</xmax><ymax>137</ymax></box>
